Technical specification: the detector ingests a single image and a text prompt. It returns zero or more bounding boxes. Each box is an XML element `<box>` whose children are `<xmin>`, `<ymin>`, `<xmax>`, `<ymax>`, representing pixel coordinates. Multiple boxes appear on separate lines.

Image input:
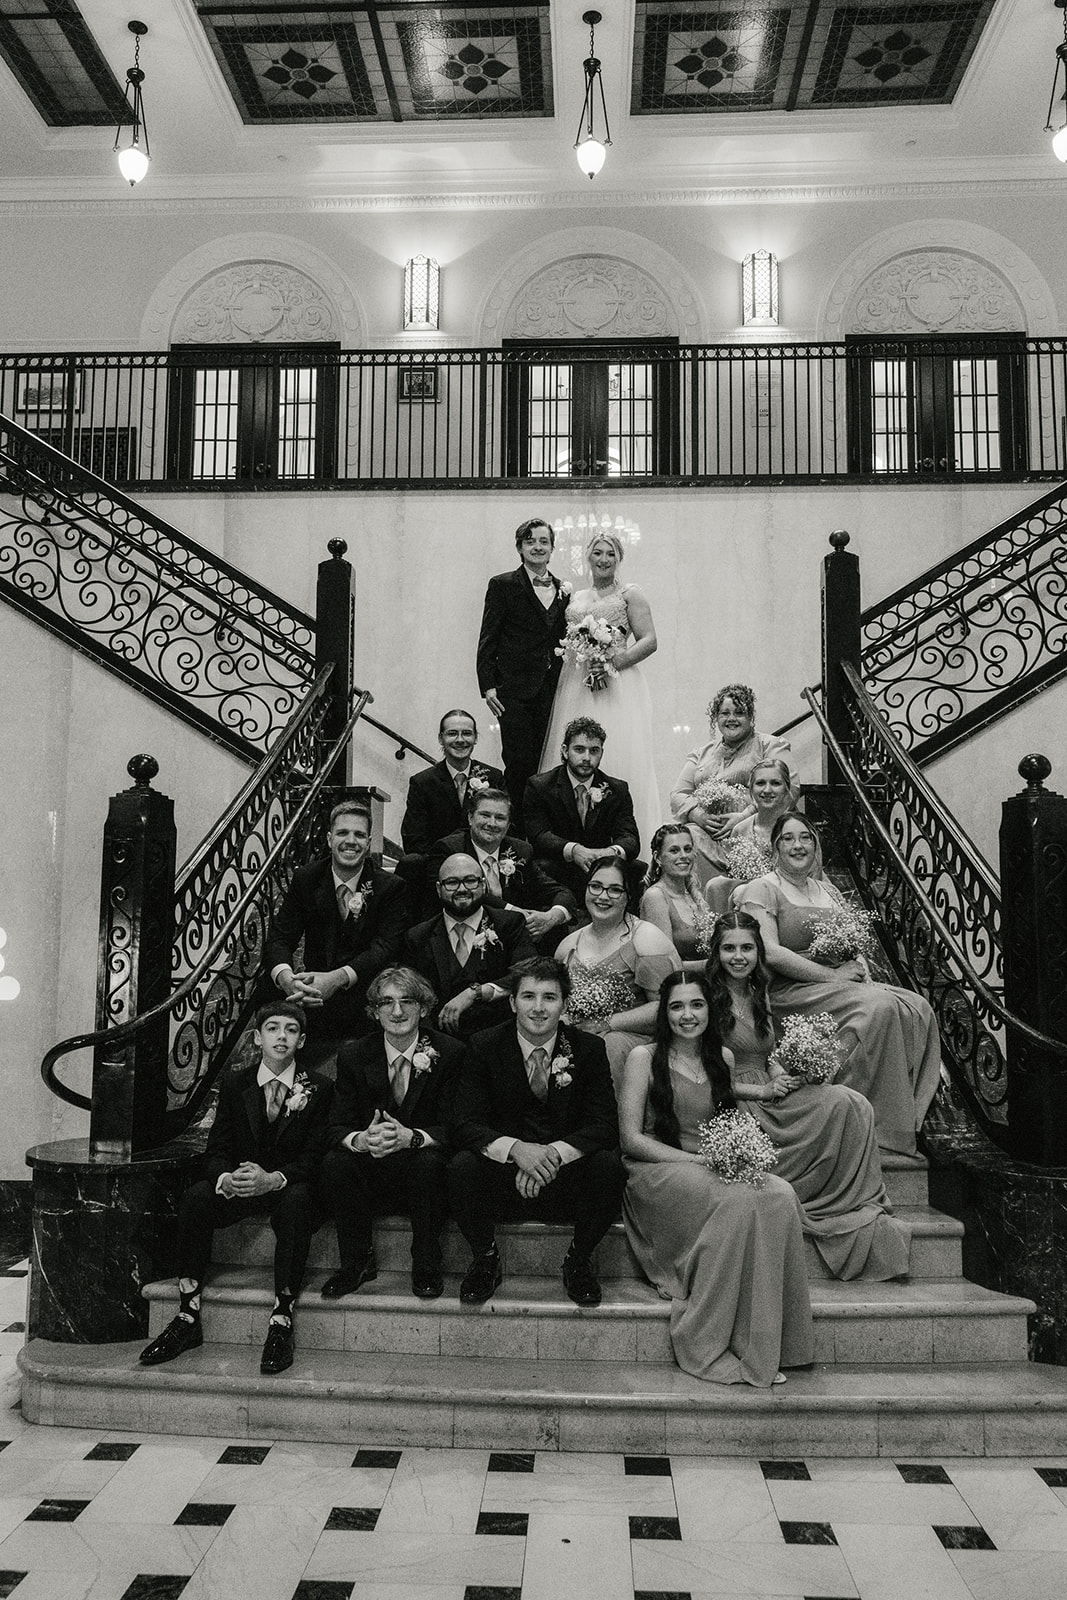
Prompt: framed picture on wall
<box><xmin>399</xmin><ymin>364</ymin><xmax>438</xmax><ymax>403</ymax></box>
<box><xmin>17</xmin><ymin>369</ymin><xmax>83</xmax><ymax>415</ymax></box>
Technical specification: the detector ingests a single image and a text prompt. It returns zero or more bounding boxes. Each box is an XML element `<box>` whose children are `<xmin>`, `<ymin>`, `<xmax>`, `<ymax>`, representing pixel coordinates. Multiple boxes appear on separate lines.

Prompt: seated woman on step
<box><xmin>618</xmin><ymin>971</ymin><xmax>814</xmax><ymax>1387</ymax></box>
<box><xmin>706</xmin><ymin>911</ymin><xmax>910</xmax><ymax>1281</ymax></box>
<box><xmin>733</xmin><ymin>813</ymin><xmax>942</xmax><ymax>1158</ymax></box>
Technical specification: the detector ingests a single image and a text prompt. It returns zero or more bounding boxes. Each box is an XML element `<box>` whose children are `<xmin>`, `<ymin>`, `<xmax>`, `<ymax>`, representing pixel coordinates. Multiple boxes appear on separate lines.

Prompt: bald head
<box><xmin>436</xmin><ymin>852</ymin><xmax>485</xmax><ymax>917</ymax></box>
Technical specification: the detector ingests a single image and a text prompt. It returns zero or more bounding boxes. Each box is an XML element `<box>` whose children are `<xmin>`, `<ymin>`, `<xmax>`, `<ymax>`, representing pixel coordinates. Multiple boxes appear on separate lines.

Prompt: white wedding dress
<box><xmin>539</xmin><ymin>585</ymin><xmax>662</xmax><ymax>855</ymax></box>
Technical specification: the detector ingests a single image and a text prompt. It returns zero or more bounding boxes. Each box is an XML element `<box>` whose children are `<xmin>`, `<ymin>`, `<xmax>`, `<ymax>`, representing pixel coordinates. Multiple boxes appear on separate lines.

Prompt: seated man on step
<box><xmin>447</xmin><ymin>957</ymin><xmax>625</xmax><ymax>1308</ymax></box>
<box><xmin>425</xmin><ymin>785</ymin><xmax>577</xmax><ymax>940</ymax></box>
<box><xmin>140</xmin><ymin>1000</ymin><xmax>331</xmax><ymax>1377</ymax></box>
<box><xmin>319</xmin><ymin>966</ymin><xmax>464</xmax><ymax>1302</ymax></box>
<box><xmin>523</xmin><ymin>717</ymin><xmax>642</xmax><ymax>906</ymax></box>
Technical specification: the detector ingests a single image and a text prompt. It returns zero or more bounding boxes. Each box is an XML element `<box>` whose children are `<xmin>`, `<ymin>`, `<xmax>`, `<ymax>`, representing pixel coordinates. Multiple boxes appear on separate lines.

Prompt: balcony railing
<box><xmin>3</xmin><ymin>338</ymin><xmax>1065</xmax><ymax>489</ymax></box>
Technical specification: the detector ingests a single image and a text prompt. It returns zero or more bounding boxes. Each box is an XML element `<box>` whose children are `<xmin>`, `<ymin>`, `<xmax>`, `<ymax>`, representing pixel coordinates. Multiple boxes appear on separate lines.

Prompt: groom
<box><xmin>476</xmin><ymin>517</ymin><xmax>568</xmax><ymax>833</ymax></box>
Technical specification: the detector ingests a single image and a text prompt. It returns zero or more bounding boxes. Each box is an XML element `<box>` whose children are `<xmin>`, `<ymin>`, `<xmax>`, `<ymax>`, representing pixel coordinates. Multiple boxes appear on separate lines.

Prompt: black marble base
<box><xmin>25</xmin><ymin>1139</ymin><xmax>196</xmax><ymax>1344</ymax></box>
<box><xmin>0</xmin><ymin>1180</ymin><xmax>31</xmax><ymax>1266</ymax></box>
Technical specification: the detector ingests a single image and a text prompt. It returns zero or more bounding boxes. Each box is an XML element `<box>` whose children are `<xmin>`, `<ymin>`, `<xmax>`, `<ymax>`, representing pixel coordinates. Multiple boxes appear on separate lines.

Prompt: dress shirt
<box><xmin>527</xmin><ymin>568</ymin><xmax>556</xmax><ymax>608</ymax></box>
<box><xmin>482</xmin><ymin>1030</ymin><xmax>582</xmax><ymax>1168</ymax></box>
<box><xmin>270</xmin><ymin>868</ymin><xmax>362</xmax><ymax>990</ymax></box>
<box><xmin>562</xmin><ymin>770</ymin><xmax>626</xmax><ymax>865</ymax></box>
<box><xmin>217</xmin><ymin>1060</ymin><xmax>295</xmax><ymax>1195</ymax></box>
<box><xmin>343</xmin><ymin>1037</ymin><xmax>436</xmax><ymax>1153</ymax></box>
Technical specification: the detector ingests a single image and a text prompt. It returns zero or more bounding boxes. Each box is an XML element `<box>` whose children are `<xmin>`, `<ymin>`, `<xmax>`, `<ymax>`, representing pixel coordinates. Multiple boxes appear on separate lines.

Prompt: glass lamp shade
<box><xmin>118</xmin><ymin>144</ymin><xmax>149</xmax><ymax>184</ymax></box>
<box><xmin>1053</xmin><ymin>124</ymin><xmax>1067</xmax><ymax>163</ymax></box>
<box><xmin>576</xmin><ymin>138</ymin><xmax>606</xmax><ymax>178</ymax></box>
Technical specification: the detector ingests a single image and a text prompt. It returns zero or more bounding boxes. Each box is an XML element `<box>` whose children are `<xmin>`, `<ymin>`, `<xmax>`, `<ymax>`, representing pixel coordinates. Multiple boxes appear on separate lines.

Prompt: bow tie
<box><xmin>531</xmin><ymin>574</ymin><xmax>554</xmax><ymax>588</ymax></box>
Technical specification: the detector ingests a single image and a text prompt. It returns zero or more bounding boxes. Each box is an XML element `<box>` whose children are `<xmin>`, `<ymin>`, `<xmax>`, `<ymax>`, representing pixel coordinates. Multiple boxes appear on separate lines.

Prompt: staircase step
<box><xmin>881</xmin><ymin>1153</ymin><xmax>929</xmax><ymax>1207</ymax></box>
<box><xmin>20</xmin><ymin>1339</ymin><xmax>1067</xmax><ymax>1459</ymax></box>
<box><xmin>144</xmin><ymin>1269</ymin><xmax>1031</xmax><ymax>1366</ymax></box>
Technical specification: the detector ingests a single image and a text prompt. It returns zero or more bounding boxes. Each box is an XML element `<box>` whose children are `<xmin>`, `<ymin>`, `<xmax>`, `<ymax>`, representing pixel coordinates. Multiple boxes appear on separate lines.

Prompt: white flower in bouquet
<box><xmin>698</xmin><ymin>1109</ymin><xmax>778</xmax><ymax>1187</ymax></box>
<box><xmin>565</xmin><ymin>968</ymin><xmax>635</xmax><ymax>1024</ymax></box>
<box><xmin>768</xmin><ymin>1012</ymin><xmax>843</xmax><ymax>1085</ymax></box>
<box><xmin>693</xmin><ymin>778</ymin><xmax>750</xmax><ymax>815</ymax></box>
<box><xmin>724</xmin><ymin>837</ymin><xmax>772</xmax><ymax>884</ymax></box>
<box><xmin>805</xmin><ymin>905</ymin><xmax>876</xmax><ymax>965</ymax></box>
<box><xmin>556</xmin><ymin>614</ymin><xmax>620</xmax><ymax>687</ymax></box>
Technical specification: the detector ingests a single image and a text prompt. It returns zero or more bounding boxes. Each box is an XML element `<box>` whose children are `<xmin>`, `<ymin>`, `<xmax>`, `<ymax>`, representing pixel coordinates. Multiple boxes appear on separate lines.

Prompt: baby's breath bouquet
<box><xmin>724</xmin><ymin>836</ymin><xmax>772</xmax><ymax>884</ymax></box>
<box><xmin>805</xmin><ymin>904</ymin><xmax>876</xmax><ymax>965</ymax></box>
<box><xmin>693</xmin><ymin>904</ymin><xmax>720</xmax><ymax>956</ymax></box>
<box><xmin>768</xmin><ymin>1012</ymin><xmax>842</xmax><ymax>1085</ymax></box>
<box><xmin>698</xmin><ymin>1109</ymin><xmax>778</xmax><ymax>1187</ymax></box>
<box><xmin>692</xmin><ymin>778</ymin><xmax>750</xmax><ymax>815</ymax></box>
<box><xmin>565</xmin><ymin>967</ymin><xmax>635</xmax><ymax>1025</ymax></box>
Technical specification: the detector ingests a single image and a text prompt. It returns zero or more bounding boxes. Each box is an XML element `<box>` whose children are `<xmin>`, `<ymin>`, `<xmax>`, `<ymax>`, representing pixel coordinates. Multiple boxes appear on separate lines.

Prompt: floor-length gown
<box><xmin>670</xmin><ymin>732</ymin><xmax>794</xmax><ymax>887</ymax></box>
<box><xmin>562</xmin><ymin>934</ymin><xmax>680</xmax><ymax>1086</ymax></box>
<box><xmin>735</xmin><ymin>875</ymin><xmax>942</xmax><ymax>1157</ymax></box>
<box><xmin>623</xmin><ymin>1063</ymin><xmax>814</xmax><ymax>1386</ymax></box>
<box><xmin>541</xmin><ymin>586</ymin><xmax>661</xmax><ymax>852</ymax></box>
<box><xmin>729</xmin><ymin>1013</ymin><xmax>910</xmax><ymax>1280</ymax></box>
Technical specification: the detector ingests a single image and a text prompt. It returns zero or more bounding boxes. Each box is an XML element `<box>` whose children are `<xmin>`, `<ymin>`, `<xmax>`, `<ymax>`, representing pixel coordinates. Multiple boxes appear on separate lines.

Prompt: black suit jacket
<box><xmin>400</xmin><ymin>759</ymin><xmax>505</xmax><ymax>856</ymax></box>
<box><xmin>329</xmin><ymin>1026</ymin><xmax>464</xmax><ymax>1150</ymax></box>
<box><xmin>524</xmin><ymin>764</ymin><xmax>641</xmax><ymax>898</ymax></box>
<box><xmin>426</xmin><ymin>830</ymin><xmax>577</xmax><ymax>922</ymax></box>
<box><xmin>476</xmin><ymin>566</ymin><xmax>568</xmax><ymax>701</ymax></box>
<box><xmin>450</xmin><ymin>1021</ymin><xmax>618</xmax><ymax>1156</ymax></box>
<box><xmin>202</xmin><ymin>1062</ymin><xmax>333</xmax><ymax>1189</ymax></box>
<box><xmin>402</xmin><ymin>905</ymin><xmax>538</xmax><ymax>1035</ymax></box>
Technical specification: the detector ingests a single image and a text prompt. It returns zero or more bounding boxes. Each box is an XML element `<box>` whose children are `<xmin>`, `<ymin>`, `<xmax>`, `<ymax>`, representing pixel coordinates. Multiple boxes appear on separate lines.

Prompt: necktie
<box><xmin>265</xmin><ymin>1079</ymin><xmax>287</xmax><ymax>1123</ymax></box>
<box><xmin>453</xmin><ymin>923</ymin><xmax>471</xmax><ymax>966</ymax></box>
<box><xmin>337</xmin><ymin>882</ymin><xmax>350</xmax><ymax>919</ymax></box>
<box><xmin>454</xmin><ymin>771</ymin><xmax>467</xmax><ymax>807</ymax></box>
<box><xmin>576</xmin><ymin>784</ymin><xmax>589</xmax><ymax>825</ymax></box>
<box><xmin>483</xmin><ymin>856</ymin><xmax>501</xmax><ymax>899</ymax></box>
<box><xmin>528</xmin><ymin>1046</ymin><xmax>549</xmax><ymax>1102</ymax></box>
<box><xmin>391</xmin><ymin>1055</ymin><xmax>410</xmax><ymax>1106</ymax></box>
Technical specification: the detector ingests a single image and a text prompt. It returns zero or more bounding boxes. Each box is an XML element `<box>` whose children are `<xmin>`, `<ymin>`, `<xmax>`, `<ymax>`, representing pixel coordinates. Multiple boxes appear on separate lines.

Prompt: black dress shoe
<box><xmin>459</xmin><ymin>1246</ymin><xmax>502</xmax><ymax>1305</ymax></box>
<box><xmin>412</xmin><ymin>1269</ymin><xmax>444</xmax><ymax>1300</ymax></box>
<box><xmin>562</xmin><ymin>1250</ymin><xmax>602</xmax><ymax>1308</ymax></box>
<box><xmin>260</xmin><ymin>1318</ymin><xmax>294</xmax><ymax>1375</ymax></box>
<box><xmin>140</xmin><ymin>1314</ymin><xmax>203</xmax><ymax>1367</ymax></box>
<box><xmin>321</xmin><ymin>1254</ymin><xmax>377</xmax><ymax>1299</ymax></box>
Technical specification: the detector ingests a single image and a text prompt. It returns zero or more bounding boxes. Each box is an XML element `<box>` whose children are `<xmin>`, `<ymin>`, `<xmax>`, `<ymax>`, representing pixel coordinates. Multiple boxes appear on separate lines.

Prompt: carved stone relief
<box><xmin>506</xmin><ymin>256</ymin><xmax>673</xmax><ymax>339</ymax></box>
<box><xmin>172</xmin><ymin>262</ymin><xmax>338</xmax><ymax>344</ymax></box>
<box><xmin>846</xmin><ymin>250</ymin><xmax>1025</xmax><ymax>335</ymax></box>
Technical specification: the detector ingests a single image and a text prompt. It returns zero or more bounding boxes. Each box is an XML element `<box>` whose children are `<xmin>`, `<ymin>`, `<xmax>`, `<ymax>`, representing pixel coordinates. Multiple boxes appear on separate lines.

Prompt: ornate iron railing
<box><xmin>861</xmin><ymin>481</ymin><xmax>1067</xmax><ymax>760</ymax></box>
<box><xmin>3</xmin><ymin>338</ymin><xmax>1067</xmax><ymax>487</ymax></box>
<box><xmin>0</xmin><ymin>411</ymin><xmax>315</xmax><ymax>761</ymax></box>
<box><xmin>803</xmin><ymin>664</ymin><xmax>1067</xmax><ymax>1142</ymax></box>
<box><xmin>42</xmin><ymin>671</ymin><xmax>372</xmax><ymax>1142</ymax></box>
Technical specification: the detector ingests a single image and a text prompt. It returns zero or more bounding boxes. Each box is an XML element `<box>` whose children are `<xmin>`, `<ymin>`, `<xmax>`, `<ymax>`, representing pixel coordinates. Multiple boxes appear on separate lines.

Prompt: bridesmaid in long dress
<box><xmin>639</xmin><ymin>824</ymin><xmax>716</xmax><ymax>975</ymax></box>
<box><xmin>707</xmin><ymin>912</ymin><xmax>910</xmax><ymax>1281</ymax></box>
<box><xmin>554</xmin><ymin>858</ymin><xmax>680</xmax><ymax>1086</ymax></box>
<box><xmin>619</xmin><ymin>971</ymin><xmax>814</xmax><ymax>1387</ymax></box>
<box><xmin>734</xmin><ymin>813</ymin><xmax>942</xmax><ymax>1158</ymax></box>
<box><xmin>540</xmin><ymin>532</ymin><xmax>661</xmax><ymax>851</ymax></box>
<box><xmin>704</xmin><ymin>757</ymin><xmax>792</xmax><ymax>915</ymax></box>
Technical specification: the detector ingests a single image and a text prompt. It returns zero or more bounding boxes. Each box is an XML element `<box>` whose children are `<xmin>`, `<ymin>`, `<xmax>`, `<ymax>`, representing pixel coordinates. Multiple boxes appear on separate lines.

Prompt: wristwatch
<box><xmin>409</xmin><ymin>1129</ymin><xmax>425</xmax><ymax>1150</ymax></box>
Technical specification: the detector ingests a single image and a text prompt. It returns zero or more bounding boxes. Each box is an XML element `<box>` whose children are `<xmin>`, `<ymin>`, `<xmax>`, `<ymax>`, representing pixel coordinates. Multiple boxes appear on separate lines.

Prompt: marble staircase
<box><xmin>19</xmin><ymin>1156</ymin><xmax>1067</xmax><ymax>1456</ymax></box>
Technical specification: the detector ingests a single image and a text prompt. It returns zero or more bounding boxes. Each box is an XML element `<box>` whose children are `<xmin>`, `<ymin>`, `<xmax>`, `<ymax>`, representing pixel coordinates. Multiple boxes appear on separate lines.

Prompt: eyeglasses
<box><xmin>440</xmin><ymin>875</ymin><xmax>483</xmax><ymax>890</ymax></box>
<box><xmin>587</xmin><ymin>883</ymin><xmax>626</xmax><ymax>900</ymax></box>
<box><xmin>375</xmin><ymin>997</ymin><xmax>421</xmax><ymax>1011</ymax></box>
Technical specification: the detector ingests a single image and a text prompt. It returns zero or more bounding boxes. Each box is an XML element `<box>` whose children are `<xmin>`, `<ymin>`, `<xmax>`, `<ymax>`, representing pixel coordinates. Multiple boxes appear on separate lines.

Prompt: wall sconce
<box><xmin>114</xmin><ymin>20</ymin><xmax>150</xmax><ymax>185</ymax></box>
<box><xmin>1045</xmin><ymin>0</ymin><xmax>1067</xmax><ymax>162</ymax></box>
<box><xmin>403</xmin><ymin>256</ymin><xmax>441</xmax><ymax>332</ymax></box>
<box><xmin>575</xmin><ymin>10</ymin><xmax>612</xmax><ymax>179</ymax></box>
<box><xmin>741</xmin><ymin>250</ymin><xmax>779</xmax><ymax>327</ymax></box>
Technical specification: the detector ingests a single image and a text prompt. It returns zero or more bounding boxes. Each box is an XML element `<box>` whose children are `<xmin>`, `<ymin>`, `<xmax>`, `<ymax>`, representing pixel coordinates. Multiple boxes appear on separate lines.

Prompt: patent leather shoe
<box><xmin>459</xmin><ymin>1246</ymin><xmax>502</xmax><ymax>1305</ymax></box>
<box><xmin>260</xmin><ymin>1318</ymin><xmax>294</xmax><ymax>1375</ymax></box>
<box><xmin>412</xmin><ymin>1269</ymin><xmax>444</xmax><ymax>1300</ymax></box>
<box><xmin>140</xmin><ymin>1314</ymin><xmax>203</xmax><ymax>1367</ymax></box>
<box><xmin>321</xmin><ymin>1254</ymin><xmax>377</xmax><ymax>1298</ymax></box>
<box><xmin>562</xmin><ymin>1250</ymin><xmax>602</xmax><ymax>1308</ymax></box>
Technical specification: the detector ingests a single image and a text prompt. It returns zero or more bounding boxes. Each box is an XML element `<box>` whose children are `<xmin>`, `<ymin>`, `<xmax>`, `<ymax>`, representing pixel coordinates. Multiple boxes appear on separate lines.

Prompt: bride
<box><xmin>540</xmin><ymin>531</ymin><xmax>660</xmax><ymax>851</ymax></box>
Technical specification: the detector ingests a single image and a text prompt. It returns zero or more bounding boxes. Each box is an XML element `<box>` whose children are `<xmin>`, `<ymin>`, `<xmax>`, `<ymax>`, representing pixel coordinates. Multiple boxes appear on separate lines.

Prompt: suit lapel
<box><xmin>364</xmin><ymin>1041</ymin><xmax>391</xmax><ymax>1111</ymax></box>
<box><xmin>556</xmin><ymin>768</ymin><xmax>583</xmax><ymax>835</ymax></box>
<box><xmin>430</xmin><ymin>919</ymin><xmax>461</xmax><ymax>985</ymax></box>
<box><xmin>243</xmin><ymin>1077</ymin><xmax>268</xmax><ymax>1147</ymax></box>
<box><xmin>518</xmin><ymin>565</ymin><xmax>560</xmax><ymax>629</ymax></box>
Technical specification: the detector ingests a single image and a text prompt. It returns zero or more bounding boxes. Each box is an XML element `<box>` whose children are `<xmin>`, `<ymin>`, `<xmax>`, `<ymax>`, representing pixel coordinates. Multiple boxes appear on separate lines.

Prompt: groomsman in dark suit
<box><xmin>140</xmin><ymin>1001</ymin><xmax>331</xmax><ymax>1375</ymax></box>
<box><xmin>400</xmin><ymin>709</ymin><xmax>505</xmax><ymax>857</ymax></box>
<box><xmin>264</xmin><ymin>801</ymin><xmax>408</xmax><ymax>1058</ymax></box>
<box><xmin>523</xmin><ymin>717</ymin><xmax>641</xmax><ymax>904</ymax></box>
<box><xmin>447</xmin><ymin>958</ymin><xmax>625</xmax><ymax>1307</ymax></box>
<box><xmin>425</xmin><ymin>786</ymin><xmax>577</xmax><ymax>940</ymax></box>
<box><xmin>476</xmin><ymin>517</ymin><xmax>569</xmax><ymax>830</ymax></box>
<box><xmin>319</xmin><ymin>966</ymin><xmax>463</xmax><ymax>1301</ymax></box>
<box><xmin>403</xmin><ymin>853</ymin><xmax>537</xmax><ymax>1039</ymax></box>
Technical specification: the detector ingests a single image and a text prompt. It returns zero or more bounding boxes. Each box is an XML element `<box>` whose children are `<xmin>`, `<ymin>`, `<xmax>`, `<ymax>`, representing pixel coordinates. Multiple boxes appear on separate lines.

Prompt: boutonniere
<box><xmin>410</xmin><ymin>1035</ymin><xmax>439</xmax><ymax>1076</ymax></box>
<box><xmin>471</xmin><ymin>922</ymin><xmax>501</xmax><ymax>952</ymax></box>
<box><xmin>344</xmin><ymin>877</ymin><xmax>374</xmax><ymax>919</ymax></box>
<box><xmin>284</xmin><ymin>1072</ymin><xmax>314</xmax><ymax>1116</ymax></box>
<box><xmin>586</xmin><ymin>783</ymin><xmax>608</xmax><ymax>806</ymax></box>
<box><xmin>549</xmin><ymin>1039</ymin><xmax>573</xmax><ymax>1088</ymax></box>
<box><xmin>497</xmin><ymin>848</ymin><xmax>518</xmax><ymax>882</ymax></box>
<box><xmin>469</xmin><ymin>764</ymin><xmax>492</xmax><ymax>795</ymax></box>
<box><xmin>560</xmin><ymin>581</ymin><xmax>572</xmax><ymax>598</ymax></box>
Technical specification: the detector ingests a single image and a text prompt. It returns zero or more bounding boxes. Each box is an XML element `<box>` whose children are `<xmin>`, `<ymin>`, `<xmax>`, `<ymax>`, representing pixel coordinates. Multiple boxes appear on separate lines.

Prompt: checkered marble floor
<box><xmin>3</xmin><ymin>1266</ymin><xmax>1067</xmax><ymax>1599</ymax></box>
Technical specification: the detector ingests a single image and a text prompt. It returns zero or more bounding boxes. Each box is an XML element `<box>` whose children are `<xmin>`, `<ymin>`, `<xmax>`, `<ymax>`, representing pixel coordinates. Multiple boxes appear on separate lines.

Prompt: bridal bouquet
<box><xmin>565</xmin><ymin>967</ymin><xmax>635</xmax><ymax>1025</ymax></box>
<box><xmin>556</xmin><ymin>614</ymin><xmax>620</xmax><ymax>690</ymax></box>
<box><xmin>806</xmin><ymin>903</ymin><xmax>876</xmax><ymax>965</ymax></box>
<box><xmin>724</xmin><ymin>836</ymin><xmax>772</xmax><ymax>884</ymax></box>
<box><xmin>768</xmin><ymin>1012</ymin><xmax>842</xmax><ymax>1085</ymax></box>
<box><xmin>692</xmin><ymin>778</ymin><xmax>750</xmax><ymax>815</ymax></box>
<box><xmin>698</xmin><ymin>1109</ymin><xmax>778</xmax><ymax>1187</ymax></box>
